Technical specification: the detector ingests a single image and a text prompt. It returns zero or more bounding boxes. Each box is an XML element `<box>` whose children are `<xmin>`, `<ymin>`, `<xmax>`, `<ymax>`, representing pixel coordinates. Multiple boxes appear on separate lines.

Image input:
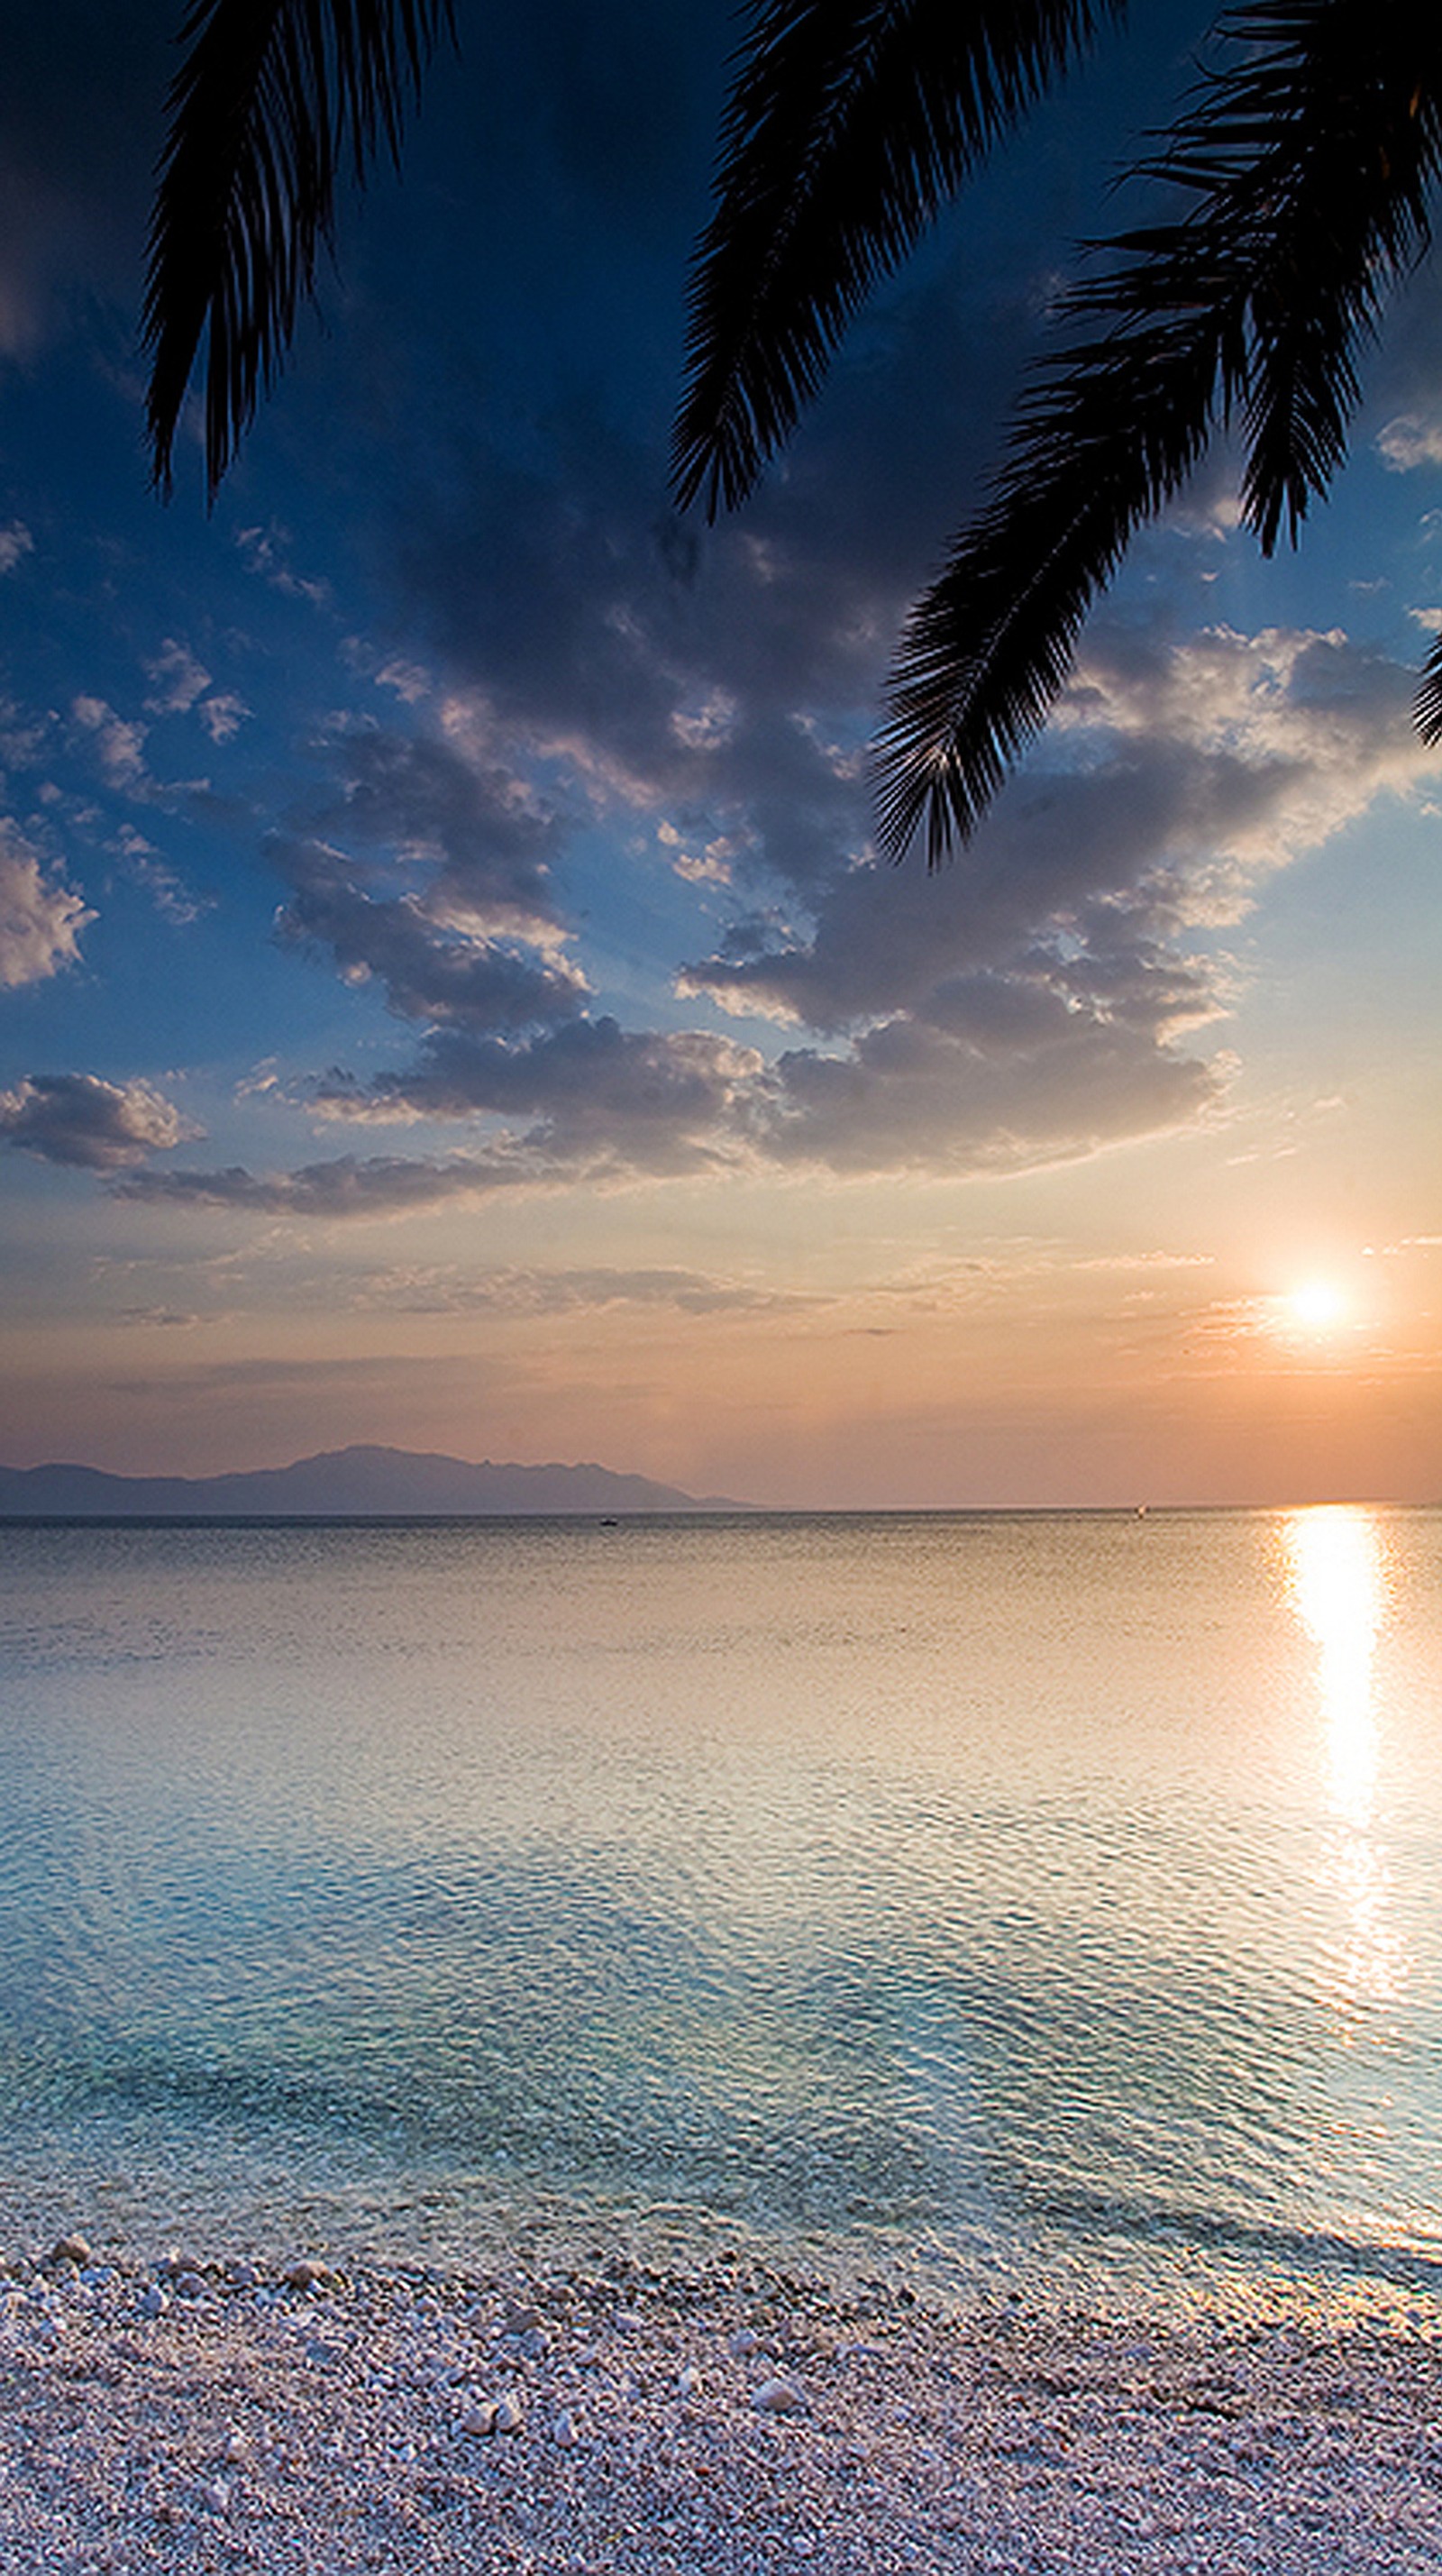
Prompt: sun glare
<box><xmin>1286</xmin><ymin>1279</ymin><xmax>1349</xmax><ymax>1332</ymax></box>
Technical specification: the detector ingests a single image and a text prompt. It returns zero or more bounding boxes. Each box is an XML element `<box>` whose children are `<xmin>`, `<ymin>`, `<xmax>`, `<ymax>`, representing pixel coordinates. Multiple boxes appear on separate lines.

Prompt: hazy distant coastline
<box><xmin>0</xmin><ymin>1443</ymin><xmax>749</xmax><ymax>1519</ymax></box>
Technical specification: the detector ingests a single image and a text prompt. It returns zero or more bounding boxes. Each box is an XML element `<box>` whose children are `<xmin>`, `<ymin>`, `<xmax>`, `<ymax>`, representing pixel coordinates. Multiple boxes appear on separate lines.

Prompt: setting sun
<box><xmin>1287</xmin><ymin>1280</ymin><xmax>1350</xmax><ymax>1332</ymax></box>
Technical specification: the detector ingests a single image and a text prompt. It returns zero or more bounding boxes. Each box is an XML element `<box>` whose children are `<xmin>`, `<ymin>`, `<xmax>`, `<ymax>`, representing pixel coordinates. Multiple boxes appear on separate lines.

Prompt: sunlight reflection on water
<box><xmin>2</xmin><ymin>1508</ymin><xmax>1440</xmax><ymax>2307</ymax></box>
<box><xmin>1282</xmin><ymin>1507</ymin><xmax>1403</xmax><ymax>2017</ymax></box>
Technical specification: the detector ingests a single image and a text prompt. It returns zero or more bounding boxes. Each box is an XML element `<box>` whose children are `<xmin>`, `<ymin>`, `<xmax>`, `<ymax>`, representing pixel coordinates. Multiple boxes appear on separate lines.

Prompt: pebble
<box><xmin>284</xmin><ymin>2260</ymin><xmax>332</xmax><ymax>2294</ymax></box>
<box><xmin>138</xmin><ymin>2285</ymin><xmax>168</xmax><ymax>2319</ymax></box>
<box><xmin>728</xmin><ymin>2327</ymin><xmax>762</xmax><ymax>2357</ymax></box>
<box><xmin>49</xmin><ymin>2235</ymin><xmax>93</xmax><ymax>2269</ymax></box>
<box><xmin>753</xmin><ymin>2376</ymin><xmax>808</xmax><ymax>2415</ymax></box>
<box><xmin>3</xmin><ymin>2240</ymin><xmax>1440</xmax><ymax>2576</ymax></box>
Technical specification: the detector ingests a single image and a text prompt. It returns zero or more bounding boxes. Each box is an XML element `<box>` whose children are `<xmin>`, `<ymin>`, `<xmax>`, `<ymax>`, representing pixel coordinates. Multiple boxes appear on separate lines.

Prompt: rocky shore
<box><xmin>3</xmin><ymin>2235</ymin><xmax>1441</xmax><ymax>2572</ymax></box>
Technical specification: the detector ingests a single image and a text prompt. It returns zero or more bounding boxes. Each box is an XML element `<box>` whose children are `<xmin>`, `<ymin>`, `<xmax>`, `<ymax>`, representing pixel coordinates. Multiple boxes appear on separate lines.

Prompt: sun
<box><xmin>1285</xmin><ymin>1279</ymin><xmax>1349</xmax><ymax>1332</ymax></box>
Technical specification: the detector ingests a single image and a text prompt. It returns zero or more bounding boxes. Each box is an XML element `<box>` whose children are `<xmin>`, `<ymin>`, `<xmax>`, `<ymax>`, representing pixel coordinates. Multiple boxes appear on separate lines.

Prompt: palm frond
<box><xmin>1416</xmin><ymin>632</ymin><xmax>1442</xmax><ymax>744</ymax></box>
<box><xmin>145</xmin><ymin>0</ymin><xmax>455</xmax><ymax>498</ymax></box>
<box><xmin>878</xmin><ymin>0</ymin><xmax>1442</xmax><ymax>859</ymax></box>
<box><xmin>875</xmin><ymin>290</ymin><xmax>1237</xmax><ymax>862</ymax></box>
<box><xmin>672</xmin><ymin>0</ymin><xmax>1125</xmax><ymax>519</ymax></box>
<box><xmin>1137</xmin><ymin>0</ymin><xmax>1440</xmax><ymax>554</ymax></box>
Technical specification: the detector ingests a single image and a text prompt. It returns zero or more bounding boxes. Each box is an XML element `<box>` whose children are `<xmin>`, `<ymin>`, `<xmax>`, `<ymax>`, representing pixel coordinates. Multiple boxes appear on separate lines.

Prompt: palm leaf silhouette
<box><xmin>1417</xmin><ymin>631</ymin><xmax>1442</xmax><ymax>744</ymax></box>
<box><xmin>672</xmin><ymin>0</ymin><xmax>1125</xmax><ymax>519</ymax></box>
<box><xmin>145</xmin><ymin>0</ymin><xmax>454</xmax><ymax>498</ymax></box>
<box><xmin>678</xmin><ymin>0</ymin><xmax>1442</xmax><ymax>858</ymax></box>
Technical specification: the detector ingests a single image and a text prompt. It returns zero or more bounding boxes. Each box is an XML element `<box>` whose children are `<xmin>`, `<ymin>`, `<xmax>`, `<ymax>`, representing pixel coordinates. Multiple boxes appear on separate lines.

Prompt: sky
<box><xmin>0</xmin><ymin>0</ymin><xmax>1438</xmax><ymax>1508</ymax></box>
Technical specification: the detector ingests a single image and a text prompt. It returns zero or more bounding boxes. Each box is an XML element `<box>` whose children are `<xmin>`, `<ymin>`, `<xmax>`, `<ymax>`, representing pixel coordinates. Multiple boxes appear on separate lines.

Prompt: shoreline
<box><xmin>4</xmin><ymin>2240</ymin><xmax>1441</xmax><ymax>2571</ymax></box>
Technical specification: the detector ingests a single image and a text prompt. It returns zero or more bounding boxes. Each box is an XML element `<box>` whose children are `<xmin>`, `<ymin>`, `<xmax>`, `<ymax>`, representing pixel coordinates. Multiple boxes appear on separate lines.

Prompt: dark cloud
<box><xmin>269</xmin><ymin>724</ymin><xmax>588</xmax><ymax>1036</ymax></box>
<box><xmin>293</xmin><ymin>726</ymin><xmax>565</xmax><ymax>930</ymax></box>
<box><xmin>275</xmin><ymin>836</ymin><xmax>588</xmax><ymax>1036</ymax></box>
<box><xmin>762</xmin><ymin>1008</ymin><xmax>1219</xmax><ymax>1178</ymax></box>
<box><xmin>104</xmin><ymin>614</ymin><xmax>1436</xmax><ymax>1215</ymax></box>
<box><xmin>0</xmin><ymin>7</ymin><xmax>169</xmax><ymax>353</ymax></box>
<box><xmin>112</xmin><ymin>1150</ymin><xmax>552</xmax><ymax>1219</ymax></box>
<box><xmin>315</xmin><ymin>1017</ymin><xmax>763</xmax><ymax>1177</ymax></box>
<box><xmin>676</xmin><ymin>621</ymin><xmax>1399</xmax><ymax>1039</ymax></box>
<box><xmin>0</xmin><ymin>1073</ymin><xmax>193</xmax><ymax>1170</ymax></box>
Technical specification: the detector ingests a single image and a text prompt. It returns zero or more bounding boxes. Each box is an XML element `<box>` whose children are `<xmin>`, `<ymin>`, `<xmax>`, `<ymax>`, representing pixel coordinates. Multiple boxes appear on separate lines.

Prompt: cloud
<box><xmin>270</xmin><ymin>723</ymin><xmax>591</xmax><ymax>1035</ymax></box>
<box><xmin>0</xmin><ymin>826</ymin><xmax>93</xmax><ymax>985</ymax></box>
<box><xmin>144</xmin><ymin>640</ymin><xmax>210</xmax><ymax>717</ymax></box>
<box><xmin>0</xmin><ymin>1073</ymin><xmax>196</xmax><ymax>1170</ymax></box>
<box><xmin>197</xmin><ymin>692</ymin><xmax>250</xmax><ymax>744</ymax></box>
<box><xmin>315</xmin><ymin>1017</ymin><xmax>765</xmax><ymax>1175</ymax></box>
<box><xmin>236</xmin><ymin>524</ymin><xmax>333</xmax><ymax>608</ymax></box>
<box><xmin>277</xmin><ymin>834</ymin><xmax>589</xmax><ymax>1035</ymax></box>
<box><xmin>674</xmin><ymin>621</ymin><xmax>1438</xmax><ymax>1173</ymax></box>
<box><xmin>260</xmin><ymin>614</ymin><xmax>1438</xmax><ymax>1195</ymax></box>
<box><xmin>0</xmin><ymin>522</ymin><xmax>33</xmax><ymax>575</ymax></box>
<box><xmin>756</xmin><ymin>1005</ymin><xmax>1219</xmax><ymax>1178</ymax></box>
<box><xmin>353</xmin><ymin>1262</ymin><xmax>811</xmax><ymax>1315</ymax></box>
<box><xmin>113</xmin><ymin>1148</ymin><xmax>561</xmax><ymax>1218</ymax></box>
<box><xmin>1377</xmin><ymin>415</ymin><xmax>1442</xmax><ymax>472</ymax></box>
<box><xmin>71</xmin><ymin>694</ymin><xmax>149</xmax><ymax>788</ymax></box>
<box><xmin>108</xmin><ymin>824</ymin><xmax>206</xmax><ymax>927</ymax></box>
<box><xmin>143</xmin><ymin>641</ymin><xmax>250</xmax><ymax>744</ymax></box>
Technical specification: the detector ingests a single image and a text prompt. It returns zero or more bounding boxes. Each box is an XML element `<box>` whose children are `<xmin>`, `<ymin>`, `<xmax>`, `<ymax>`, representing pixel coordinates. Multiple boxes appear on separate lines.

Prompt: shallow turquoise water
<box><xmin>2</xmin><ymin>1507</ymin><xmax>1439</xmax><ymax>2307</ymax></box>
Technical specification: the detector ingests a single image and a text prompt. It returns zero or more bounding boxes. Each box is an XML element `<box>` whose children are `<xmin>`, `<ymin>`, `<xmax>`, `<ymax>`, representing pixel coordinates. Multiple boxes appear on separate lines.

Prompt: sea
<box><xmin>2</xmin><ymin>1505</ymin><xmax>1440</xmax><ymax>2316</ymax></box>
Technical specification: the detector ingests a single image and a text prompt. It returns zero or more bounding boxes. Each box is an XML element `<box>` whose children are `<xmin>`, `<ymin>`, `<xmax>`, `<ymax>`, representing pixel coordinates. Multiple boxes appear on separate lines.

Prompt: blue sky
<box><xmin>1</xmin><ymin>0</ymin><xmax>1438</xmax><ymax>1503</ymax></box>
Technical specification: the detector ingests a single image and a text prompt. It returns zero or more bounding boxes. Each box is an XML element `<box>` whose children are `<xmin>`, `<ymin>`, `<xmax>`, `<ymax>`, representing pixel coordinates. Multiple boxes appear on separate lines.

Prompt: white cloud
<box><xmin>71</xmin><ymin>693</ymin><xmax>149</xmax><ymax>787</ymax></box>
<box><xmin>197</xmin><ymin>691</ymin><xmax>250</xmax><ymax>744</ymax></box>
<box><xmin>0</xmin><ymin>823</ymin><xmax>92</xmax><ymax>985</ymax></box>
<box><xmin>144</xmin><ymin>639</ymin><xmax>211</xmax><ymax>717</ymax></box>
<box><xmin>0</xmin><ymin>521</ymin><xmax>33</xmax><ymax>575</ymax></box>
<box><xmin>143</xmin><ymin>642</ymin><xmax>249</xmax><ymax>744</ymax></box>
<box><xmin>108</xmin><ymin>824</ymin><xmax>206</xmax><ymax>927</ymax></box>
<box><xmin>1377</xmin><ymin>415</ymin><xmax>1442</xmax><ymax>471</ymax></box>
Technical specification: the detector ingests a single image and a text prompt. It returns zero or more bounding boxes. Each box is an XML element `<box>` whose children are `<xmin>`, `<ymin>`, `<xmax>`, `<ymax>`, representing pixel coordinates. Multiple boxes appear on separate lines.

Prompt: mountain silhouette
<box><xmin>0</xmin><ymin>1444</ymin><xmax>748</xmax><ymax>1518</ymax></box>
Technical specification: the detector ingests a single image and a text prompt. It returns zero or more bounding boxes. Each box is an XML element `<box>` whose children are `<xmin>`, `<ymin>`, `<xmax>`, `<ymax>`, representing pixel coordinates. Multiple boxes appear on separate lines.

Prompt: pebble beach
<box><xmin>4</xmin><ymin>2236</ymin><xmax>1442</xmax><ymax>2574</ymax></box>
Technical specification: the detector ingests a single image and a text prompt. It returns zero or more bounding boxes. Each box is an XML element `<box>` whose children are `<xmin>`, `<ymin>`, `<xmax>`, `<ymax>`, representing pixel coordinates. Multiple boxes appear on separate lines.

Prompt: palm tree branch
<box><xmin>672</xmin><ymin>0</ymin><xmax>1125</xmax><ymax>519</ymax></box>
<box><xmin>1130</xmin><ymin>0</ymin><xmax>1441</xmax><ymax>553</ymax></box>
<box><xmin>878</xmin><ymin>1</ymin><xmax>1442</xmax><ymax>858</ymax></box>
<box><xmin>1416</xmin><ymin>632</ymin><xmax>1442</xmax><ymax>744</ymax></box>
<box><xmin>144</xmin><ymin>0</ymin><xmax>455</xmax><ymax>498</ymax></box>
<box><xmin>875</xmin><ymin>297</ymin><xmax>1239</xmax><ymax>862</ymax></box>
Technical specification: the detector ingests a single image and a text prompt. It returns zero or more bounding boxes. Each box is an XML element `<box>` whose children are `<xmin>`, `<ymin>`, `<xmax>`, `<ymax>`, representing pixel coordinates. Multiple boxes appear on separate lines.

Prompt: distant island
<box><xmin>0</xmin><ymin>1444</ymin><xmax>749</xmax><ymax>1519</ymax></box>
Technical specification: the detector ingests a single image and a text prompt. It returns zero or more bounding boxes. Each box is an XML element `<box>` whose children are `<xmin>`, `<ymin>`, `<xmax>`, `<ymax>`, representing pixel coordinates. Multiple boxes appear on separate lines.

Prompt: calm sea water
<box><xmin>2</xmin><ymin>1507</ymin><xmax>1440</xmax><ymax>2312</ymax></box>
